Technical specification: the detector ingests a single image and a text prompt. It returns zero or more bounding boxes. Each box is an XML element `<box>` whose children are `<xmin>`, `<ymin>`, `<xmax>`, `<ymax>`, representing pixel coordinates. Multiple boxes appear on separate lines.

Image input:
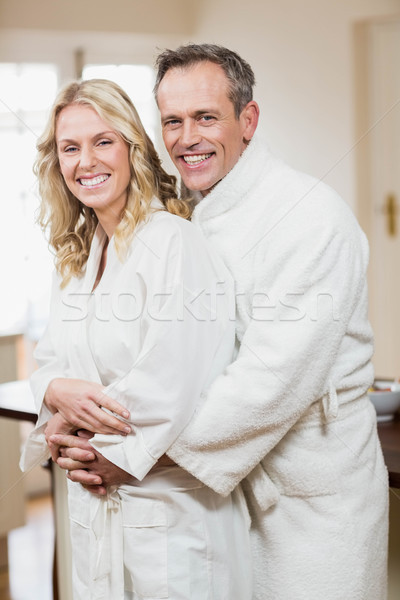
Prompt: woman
<box><xmin>20</xmin><ymin>79</ymin><xmax>252</xmax><ymax>599</ymax></box>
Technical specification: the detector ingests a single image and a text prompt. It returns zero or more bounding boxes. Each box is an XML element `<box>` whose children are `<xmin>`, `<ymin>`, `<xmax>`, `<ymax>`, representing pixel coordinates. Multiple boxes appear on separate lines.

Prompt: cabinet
<box><xmin>0</xmin><ymin>334</ymin><xmax>26</xmax><ymax>569</ymax></box>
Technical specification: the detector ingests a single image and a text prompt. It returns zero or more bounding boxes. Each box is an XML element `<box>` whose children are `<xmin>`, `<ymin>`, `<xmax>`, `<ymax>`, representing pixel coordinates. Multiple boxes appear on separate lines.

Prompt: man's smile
<box><xmin>182</xmin><ymin>153</ymin><xmax>213</xmax><ymax>166</ymax></box>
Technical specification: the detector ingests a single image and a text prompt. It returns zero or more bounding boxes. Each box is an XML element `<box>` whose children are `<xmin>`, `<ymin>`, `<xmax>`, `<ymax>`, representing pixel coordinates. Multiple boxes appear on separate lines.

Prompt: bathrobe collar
<box><xmin>191</xmin><ymin>135</ymin><xmax>274</xmax><ymax>225</ymax></box>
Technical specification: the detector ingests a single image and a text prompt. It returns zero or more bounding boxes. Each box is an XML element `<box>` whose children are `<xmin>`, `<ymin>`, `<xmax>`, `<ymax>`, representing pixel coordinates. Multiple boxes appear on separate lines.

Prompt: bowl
<box><xmin>367</xmin><ymin>380</ymin><xmax>400</xmax><ymax>422</ymax></box>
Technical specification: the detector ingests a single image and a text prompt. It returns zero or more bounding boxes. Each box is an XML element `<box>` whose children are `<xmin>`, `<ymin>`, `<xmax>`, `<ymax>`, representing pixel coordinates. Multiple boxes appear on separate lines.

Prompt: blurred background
<box><xmin>0</xmin><ymin>0</ymin><xmax>399</xmax><ymax>598</ymax></box>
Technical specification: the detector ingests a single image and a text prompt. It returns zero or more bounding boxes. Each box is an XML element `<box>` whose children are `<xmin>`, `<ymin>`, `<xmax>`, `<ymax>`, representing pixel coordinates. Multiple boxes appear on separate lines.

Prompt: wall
<box><xmin>1</xmin><ymin>0</ymin><xmax>400</xmax><ymax>208</ymax></box>
<box><xmin>1</xmin><ymin>1</ymin><xmax>399</xmax><ymax>596</ymax></box>
<box><xmin>192</xmin><ymin>0</ymin><xmax>400</xmax><ymax>210</ymax></box>
<box><xmin>0</xmin><ymin>0</ymin><xmax>196</xmax><ymax>35</ymax></box>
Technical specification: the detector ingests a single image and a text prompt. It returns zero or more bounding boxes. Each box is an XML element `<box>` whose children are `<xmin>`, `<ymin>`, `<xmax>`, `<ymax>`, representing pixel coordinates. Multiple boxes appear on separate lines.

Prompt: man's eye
<box><xmin>164</xmin><ymin>120</ymin><xmax>181</xmax><ymax>128</ymax></box>
<box><xmin>200</xmin><ymin>115</ymin><xmax>215</xmax><ymax>123</ymax></box>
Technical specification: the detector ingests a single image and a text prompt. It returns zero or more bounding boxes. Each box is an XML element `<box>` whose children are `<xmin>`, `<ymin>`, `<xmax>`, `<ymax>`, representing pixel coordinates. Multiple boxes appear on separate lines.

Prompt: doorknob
<box><xmin>384</xmin><ymin>193</ymin><xmax>397</xmax><ymax>237</ymax></box>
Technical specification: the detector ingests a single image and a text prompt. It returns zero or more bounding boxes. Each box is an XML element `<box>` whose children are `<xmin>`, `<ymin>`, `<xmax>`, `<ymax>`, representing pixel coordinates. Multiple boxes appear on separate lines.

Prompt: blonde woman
<box><xmin>20</xmin><ymin>79</ymin><xmax>252</xmax><ymax>599</ymax></box>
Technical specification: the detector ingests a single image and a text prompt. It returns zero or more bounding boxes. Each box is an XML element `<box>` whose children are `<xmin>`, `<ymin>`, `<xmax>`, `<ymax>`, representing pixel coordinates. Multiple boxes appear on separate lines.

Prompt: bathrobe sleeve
<box><xmin>30</xmin><ymin>272</ymin><xmax>68</xmax><ymax>419</ymax></box>
<box><xmin>20</xmin><ymin>272</ymin><xmax>72</xmax><ymax>471</ymax></box>
<box><xmin>89</xmin><ymin>219</ymin><xmax>235</xmax><ymax>480</ymax></box>
<box><xmin>167</xmin><ymin>211</ymin><xmax>372</xmax><ymax>496</ymax></box>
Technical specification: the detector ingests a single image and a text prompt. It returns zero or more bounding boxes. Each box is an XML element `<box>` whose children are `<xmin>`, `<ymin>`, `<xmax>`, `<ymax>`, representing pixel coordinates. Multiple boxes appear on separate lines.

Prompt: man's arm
<box><xmin>52</xmin><ymin>431</ymin><xmax>176</xmax><ymax>494</ymax></box>
<box><xmin>56</xmin><ymin>206</ymin><xmax>371</xmax><ymax>497</ymax></box>
<box><xmin>166</xmin><ymin>219</ymin><xmax>372</xmax><ymax>496</ymax></box>
<box><xmin>63</xmin><ymin>223</ymin><xmax>235</xmax><ymax>483</ymax></box>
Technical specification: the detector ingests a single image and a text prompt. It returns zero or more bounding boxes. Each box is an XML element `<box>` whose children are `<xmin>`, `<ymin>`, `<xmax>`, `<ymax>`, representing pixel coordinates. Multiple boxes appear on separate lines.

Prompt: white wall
<box><xmin>0</xmin><ymin>0</ymin><xmax>196</xmax><ymax>35</ymax></box>
<box><xmin>0</xmin><ymin>2</ymin><xmax>399</xmax><ymax>597</ymax></box>
<box><xmin>1</xmin><ymin>0</ymin><xmax>399</xmax><ymax>209</ymax></box>
<box><xmin>191</xmin><ymin>0</ymin><xmax>400</xmax><ymax>210</ymax></box>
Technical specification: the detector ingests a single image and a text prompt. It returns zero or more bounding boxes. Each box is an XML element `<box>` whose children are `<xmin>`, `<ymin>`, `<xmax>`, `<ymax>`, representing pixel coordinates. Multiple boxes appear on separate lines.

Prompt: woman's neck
<box><xmin>92</xmin><ymin>237</ymin><xmax>109</xmax><ymax>292</ymax></box>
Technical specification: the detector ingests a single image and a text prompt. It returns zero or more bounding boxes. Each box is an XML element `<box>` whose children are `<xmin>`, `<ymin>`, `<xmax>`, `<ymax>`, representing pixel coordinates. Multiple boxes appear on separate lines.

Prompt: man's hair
<box><xmin>154</xmin><ymin>43</ymin><xmax>256</xmax><ymax>118</ymax></box>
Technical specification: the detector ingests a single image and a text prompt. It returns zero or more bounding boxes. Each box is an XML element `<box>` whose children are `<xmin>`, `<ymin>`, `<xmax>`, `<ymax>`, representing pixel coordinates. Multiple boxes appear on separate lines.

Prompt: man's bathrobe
<box><xmin>20</xmin><ymin>208</ymin><xmax>253</xmax><ymax>600</ymax></box>
<box><xmin>168</xmin><ymin>136</ymin><xmax>389</xmax><ymax>600</ymax></box>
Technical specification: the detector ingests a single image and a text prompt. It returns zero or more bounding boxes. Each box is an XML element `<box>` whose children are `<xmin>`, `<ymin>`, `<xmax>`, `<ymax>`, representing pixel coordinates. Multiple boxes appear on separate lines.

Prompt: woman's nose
<box><xmin>79</xmin><ymin>145</ymin><xmax>97</xmax><ymax>170</ymax></box>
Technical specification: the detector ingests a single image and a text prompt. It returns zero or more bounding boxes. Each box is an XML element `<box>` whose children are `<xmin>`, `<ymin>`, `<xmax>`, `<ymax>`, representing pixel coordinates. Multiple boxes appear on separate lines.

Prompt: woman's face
<box><xmin>56</xmin><ymin>103</ymin><xmax>131</xmax><ymax>232</ymax></box>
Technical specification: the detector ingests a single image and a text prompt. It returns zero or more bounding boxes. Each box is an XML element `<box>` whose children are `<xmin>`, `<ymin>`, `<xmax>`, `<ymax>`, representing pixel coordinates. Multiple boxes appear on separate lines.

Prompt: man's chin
<box><xmin>179</xmin><ymin>176</ymin><xmax>219</xmax><ymax>198</ymax></box>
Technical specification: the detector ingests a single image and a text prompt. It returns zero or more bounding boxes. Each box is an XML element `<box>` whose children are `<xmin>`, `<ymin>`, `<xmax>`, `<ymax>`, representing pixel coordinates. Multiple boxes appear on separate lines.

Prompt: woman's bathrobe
<box><xmin>167</xmin><ymin>136</ymin><xmax>389</xmax><ymax>600</ymax></box>
<box><xmin>20</xmin><ymin>208</ymin><xmax>253</xmax><ymax>600</ymax></box>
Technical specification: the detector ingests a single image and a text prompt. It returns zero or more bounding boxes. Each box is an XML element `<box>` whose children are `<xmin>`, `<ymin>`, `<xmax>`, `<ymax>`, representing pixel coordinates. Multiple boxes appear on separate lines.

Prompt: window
<box><xmin>0</xmin><ymin>63</ymin><xmax>58</xmax><ymax>338</ymax></box>
<box><xmin>82</xmin><ymin>63</ymin><xmax>157</xmax><ymax>140</ymax></box>
<box><xmin>0</xmin><ymin>61</ymin><xmax>158</xmax><ymax>340</ymax></box>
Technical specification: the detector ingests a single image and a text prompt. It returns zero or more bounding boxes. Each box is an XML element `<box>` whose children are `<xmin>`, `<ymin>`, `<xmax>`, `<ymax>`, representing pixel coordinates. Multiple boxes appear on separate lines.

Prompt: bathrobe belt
<box><xmin>90</xmin><ymin>488</ymin><xmax>124</xmax><ymax>599</ymax></box>
<box><xmin>244</xmin><ymin>390</ymin><xmax>369</xmax><ymax>513</ymax></box>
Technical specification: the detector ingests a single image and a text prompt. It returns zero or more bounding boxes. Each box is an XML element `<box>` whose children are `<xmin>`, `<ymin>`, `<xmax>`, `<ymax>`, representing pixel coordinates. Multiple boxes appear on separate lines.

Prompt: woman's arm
<box><xmin>80</xmin><ymin>219</ymin><xmax>236</xmax><ymax>481</ymax></box>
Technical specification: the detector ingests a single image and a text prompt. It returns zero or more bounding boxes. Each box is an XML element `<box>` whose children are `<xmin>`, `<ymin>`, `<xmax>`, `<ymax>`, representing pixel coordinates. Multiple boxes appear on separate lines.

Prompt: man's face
<box><xmin>157</xmin><ymin>61</ymin><xmax>257</xmax><ymax>197</ymax></box>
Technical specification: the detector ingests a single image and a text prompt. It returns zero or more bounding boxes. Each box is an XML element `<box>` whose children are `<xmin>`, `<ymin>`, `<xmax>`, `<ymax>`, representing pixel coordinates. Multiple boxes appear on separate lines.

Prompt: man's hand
<box><xmin>50</xmin><ymin>430</ymin><xmax>177</xmax><ymax>496</ymax></box>
<box><xmin>44</xmin><ymin>378</ymin><xmax>131</xmax><ymax>436</ymax></box>
<box><xmin>50</xmin><ymin>430</ymin><xmax>134</xmax><ymax>496</ymax></box>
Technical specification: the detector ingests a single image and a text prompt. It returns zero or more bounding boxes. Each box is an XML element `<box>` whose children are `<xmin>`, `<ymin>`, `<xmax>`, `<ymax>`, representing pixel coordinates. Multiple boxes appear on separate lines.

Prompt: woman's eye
<box><xmin>64</xmin><ymin>146</ymin><xmax>78</xmax><ymax>153</ymax></box>
<box><xmin>98</xmin><ymin>140</ymin><xmax>112</xmax><ymax>146</ymax></box>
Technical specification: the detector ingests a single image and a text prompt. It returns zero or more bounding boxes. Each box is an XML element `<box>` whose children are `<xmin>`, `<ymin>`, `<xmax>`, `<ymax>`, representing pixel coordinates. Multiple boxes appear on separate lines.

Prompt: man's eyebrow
<box><xmin>193</xmin><ymin>109</ymin><xmax>217</xmax><ymax>117</ymax></box>
<box><xmin>162</xmin><ymin>109</ymin><xmax>218</xmax><ymax>123</ymax></box>
<box><xmin>161</xmin><ymin>113</ymin><xmax>180</xmax><ymax>124</ymax></box>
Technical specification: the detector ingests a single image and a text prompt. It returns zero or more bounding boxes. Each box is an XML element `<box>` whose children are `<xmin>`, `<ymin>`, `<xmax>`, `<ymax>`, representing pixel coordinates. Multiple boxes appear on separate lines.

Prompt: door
<box><xmin>360</xmin><ymin>19</ymin><xmax>400</xmax><ymax>378</ymax></box>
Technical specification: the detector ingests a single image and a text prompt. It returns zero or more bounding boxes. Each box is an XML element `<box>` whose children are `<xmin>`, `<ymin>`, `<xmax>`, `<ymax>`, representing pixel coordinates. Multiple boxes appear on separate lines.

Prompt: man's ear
<box><xmin>241</xmin><ymin>101</ymin><xmax>260</xmax><ymax>143</ymax></box>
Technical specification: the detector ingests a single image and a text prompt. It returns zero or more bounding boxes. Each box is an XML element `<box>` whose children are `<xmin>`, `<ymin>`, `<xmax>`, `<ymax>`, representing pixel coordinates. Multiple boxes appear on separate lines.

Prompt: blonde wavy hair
<box><xmin>35</xmin><ymin>78</ymin><xmax>192</xmax><ymax>287</ymax></box>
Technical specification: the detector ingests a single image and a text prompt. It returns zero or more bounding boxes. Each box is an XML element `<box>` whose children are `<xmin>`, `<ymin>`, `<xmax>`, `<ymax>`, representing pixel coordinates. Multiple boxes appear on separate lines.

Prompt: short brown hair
<box><xmin>154</xmin><ymin>43</ymin><xmax>256</xmax><ymax>118</ymax></box>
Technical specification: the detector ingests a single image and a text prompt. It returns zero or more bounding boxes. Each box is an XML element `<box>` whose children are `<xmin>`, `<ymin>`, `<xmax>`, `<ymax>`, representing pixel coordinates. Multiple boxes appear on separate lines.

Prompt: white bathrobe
<box><xmin>21</xmin><ymin>207</ymin><xmax>253</xmax><ymax>599</ymax></box>
<box><xmin>167</xmin><ymin>137</ymin><xmax>389</xmax><ymax>600</ymax></box>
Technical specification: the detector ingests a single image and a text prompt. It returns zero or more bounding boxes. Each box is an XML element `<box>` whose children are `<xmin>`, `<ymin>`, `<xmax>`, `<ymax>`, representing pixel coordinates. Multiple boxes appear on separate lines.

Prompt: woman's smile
<box><xmin>78</xmin><ymin>173</ymin><xmax>111</xmax><ymax>188</ymax></box>
<box><xmin>56</xmin><ymin>104</ymin><xmax>131</xmax><ymax>237</ymax></box>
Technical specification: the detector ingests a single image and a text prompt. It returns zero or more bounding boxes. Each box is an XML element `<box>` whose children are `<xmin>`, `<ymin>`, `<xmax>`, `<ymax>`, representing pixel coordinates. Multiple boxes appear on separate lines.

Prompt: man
<box><xmin>52</xmin><ymin>44</ymin><xmax>388</xmax><ymax>599</ymax></box>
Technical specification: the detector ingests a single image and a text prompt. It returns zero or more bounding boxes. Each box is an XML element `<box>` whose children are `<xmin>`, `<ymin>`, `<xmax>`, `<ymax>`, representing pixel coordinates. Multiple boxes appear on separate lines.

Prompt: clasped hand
<box><xmin>50</xmin><ymin>430</ymin><xmax>133</xmax><ymax>495</ymax></box>
<box><xmin>43</xmin><ymin>377</ymin><xmax>132</xmax><ymax>479</ymax></box>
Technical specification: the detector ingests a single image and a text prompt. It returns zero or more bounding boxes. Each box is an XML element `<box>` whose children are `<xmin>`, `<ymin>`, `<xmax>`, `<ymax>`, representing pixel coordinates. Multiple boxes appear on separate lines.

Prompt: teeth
<box><xmin>183</xmin><ymin>153</ymin><xmax>212</xmax><ymax>165</ymax></box>
<box><xmin>80</xmin><ymin>175</ymin><xmax>109</xmax><ymax>187</ymax></box>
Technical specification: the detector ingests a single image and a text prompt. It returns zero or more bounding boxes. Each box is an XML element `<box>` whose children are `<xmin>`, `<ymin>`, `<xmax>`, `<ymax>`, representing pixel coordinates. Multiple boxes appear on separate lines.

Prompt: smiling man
<box><xmin>157</xmin><ymin>59</ymin><xmax>258</xmax><ymax>195</ymax></box>
<box><xmin>54</xmin><ymin>44</ymin><xmax>388</xmax><ymax>599</ymax></box>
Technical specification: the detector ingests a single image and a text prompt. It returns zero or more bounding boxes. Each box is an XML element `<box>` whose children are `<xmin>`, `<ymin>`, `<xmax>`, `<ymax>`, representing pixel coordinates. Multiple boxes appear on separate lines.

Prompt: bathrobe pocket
<box><xmin>262</xmin><ymin>423</ymin><xmax>340</xmax><ymax>497</ymax></box>
<box><xmin>68</xmin><ymin>484</ymin><xmax>112</xmax><ymax>598</ymax></box>
<box><xmin>121</xmin><ymin>497</ymin><xmax>168</xmax><ymax>598</ymax></box>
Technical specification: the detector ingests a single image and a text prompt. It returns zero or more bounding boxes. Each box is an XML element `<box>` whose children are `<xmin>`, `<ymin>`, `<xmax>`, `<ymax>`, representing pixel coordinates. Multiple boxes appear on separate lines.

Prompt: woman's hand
<box><xmin>51</xmin><ymin>430</ymin><xmax>134</xmax><ymax>495</ymax></box>
<box><xmin>45</xmin><ymin>412</ymin><xmax>78</xmax><ymax>462</ymax></box>
<box><xmin>44</xmin><ymin>378</ymin><xmax>131</xmax><ymax>435</ymax></box>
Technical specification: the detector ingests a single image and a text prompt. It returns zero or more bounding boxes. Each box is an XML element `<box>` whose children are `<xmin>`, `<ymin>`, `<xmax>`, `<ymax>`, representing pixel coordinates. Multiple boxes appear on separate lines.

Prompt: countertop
<box><xmin>1</xmin><ymin>380</ymin><xmax>399</xmax><ymax>488</ymax></box>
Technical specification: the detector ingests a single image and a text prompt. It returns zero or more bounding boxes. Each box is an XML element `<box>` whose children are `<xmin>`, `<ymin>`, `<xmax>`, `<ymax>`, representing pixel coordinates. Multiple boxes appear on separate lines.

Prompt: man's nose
<box><xmin>179</xmin><ymin>120</ymin><xmax>201</xmax><ymax>148</ymax></box>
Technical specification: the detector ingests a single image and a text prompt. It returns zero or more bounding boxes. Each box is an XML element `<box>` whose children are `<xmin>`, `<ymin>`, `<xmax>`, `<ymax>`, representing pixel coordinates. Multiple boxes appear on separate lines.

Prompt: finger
<box><xmin>58</xmin><ymin>457</ymin><xmax>91</xmax><ymax>471</ymax></box>
<box><xmin>63</xmin><ymin>447</ymin><xmax>95</xmax><ymax>461</ymax></box>
<box><xmin>63</xmin><ymin>447</ymin><xmax>95</xmax><ymax>462</ymax></box>
<box><xmin>48</xmin><ymin>441</ymin><xmax>60</xmax><ymax>463</ymax></box>
<box><xmin>66</xmin><ymin>468</ymin><xmax>102</xmax><ymax>486</ymax></box>
<box><xmin>82</xmin><ymin>484</ymin><xmax>107</xmax><ymax>496</ymax></box>
<box><xmin>70</xmin><ymin>411</ymin><xmax>131</xmax><ymax>436</ymax></box>
<box><xmin>93</xmin><ymin>391</ymin><xmax>130</xmax><ymax>420</ymax></box>
<box><xmin>50</xmin><ymin>434</ymin><xmax>93</xmax><ymax>450</ymax></box>
<box><xmin>76</xmin><ymin>429</ymin><xmax>93</xmax><ymax>439</ymax></box>
<box><xmin>81</xmin><ymin>408</ymin><xmax>131</xmax><ymax>435</ymax></box>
